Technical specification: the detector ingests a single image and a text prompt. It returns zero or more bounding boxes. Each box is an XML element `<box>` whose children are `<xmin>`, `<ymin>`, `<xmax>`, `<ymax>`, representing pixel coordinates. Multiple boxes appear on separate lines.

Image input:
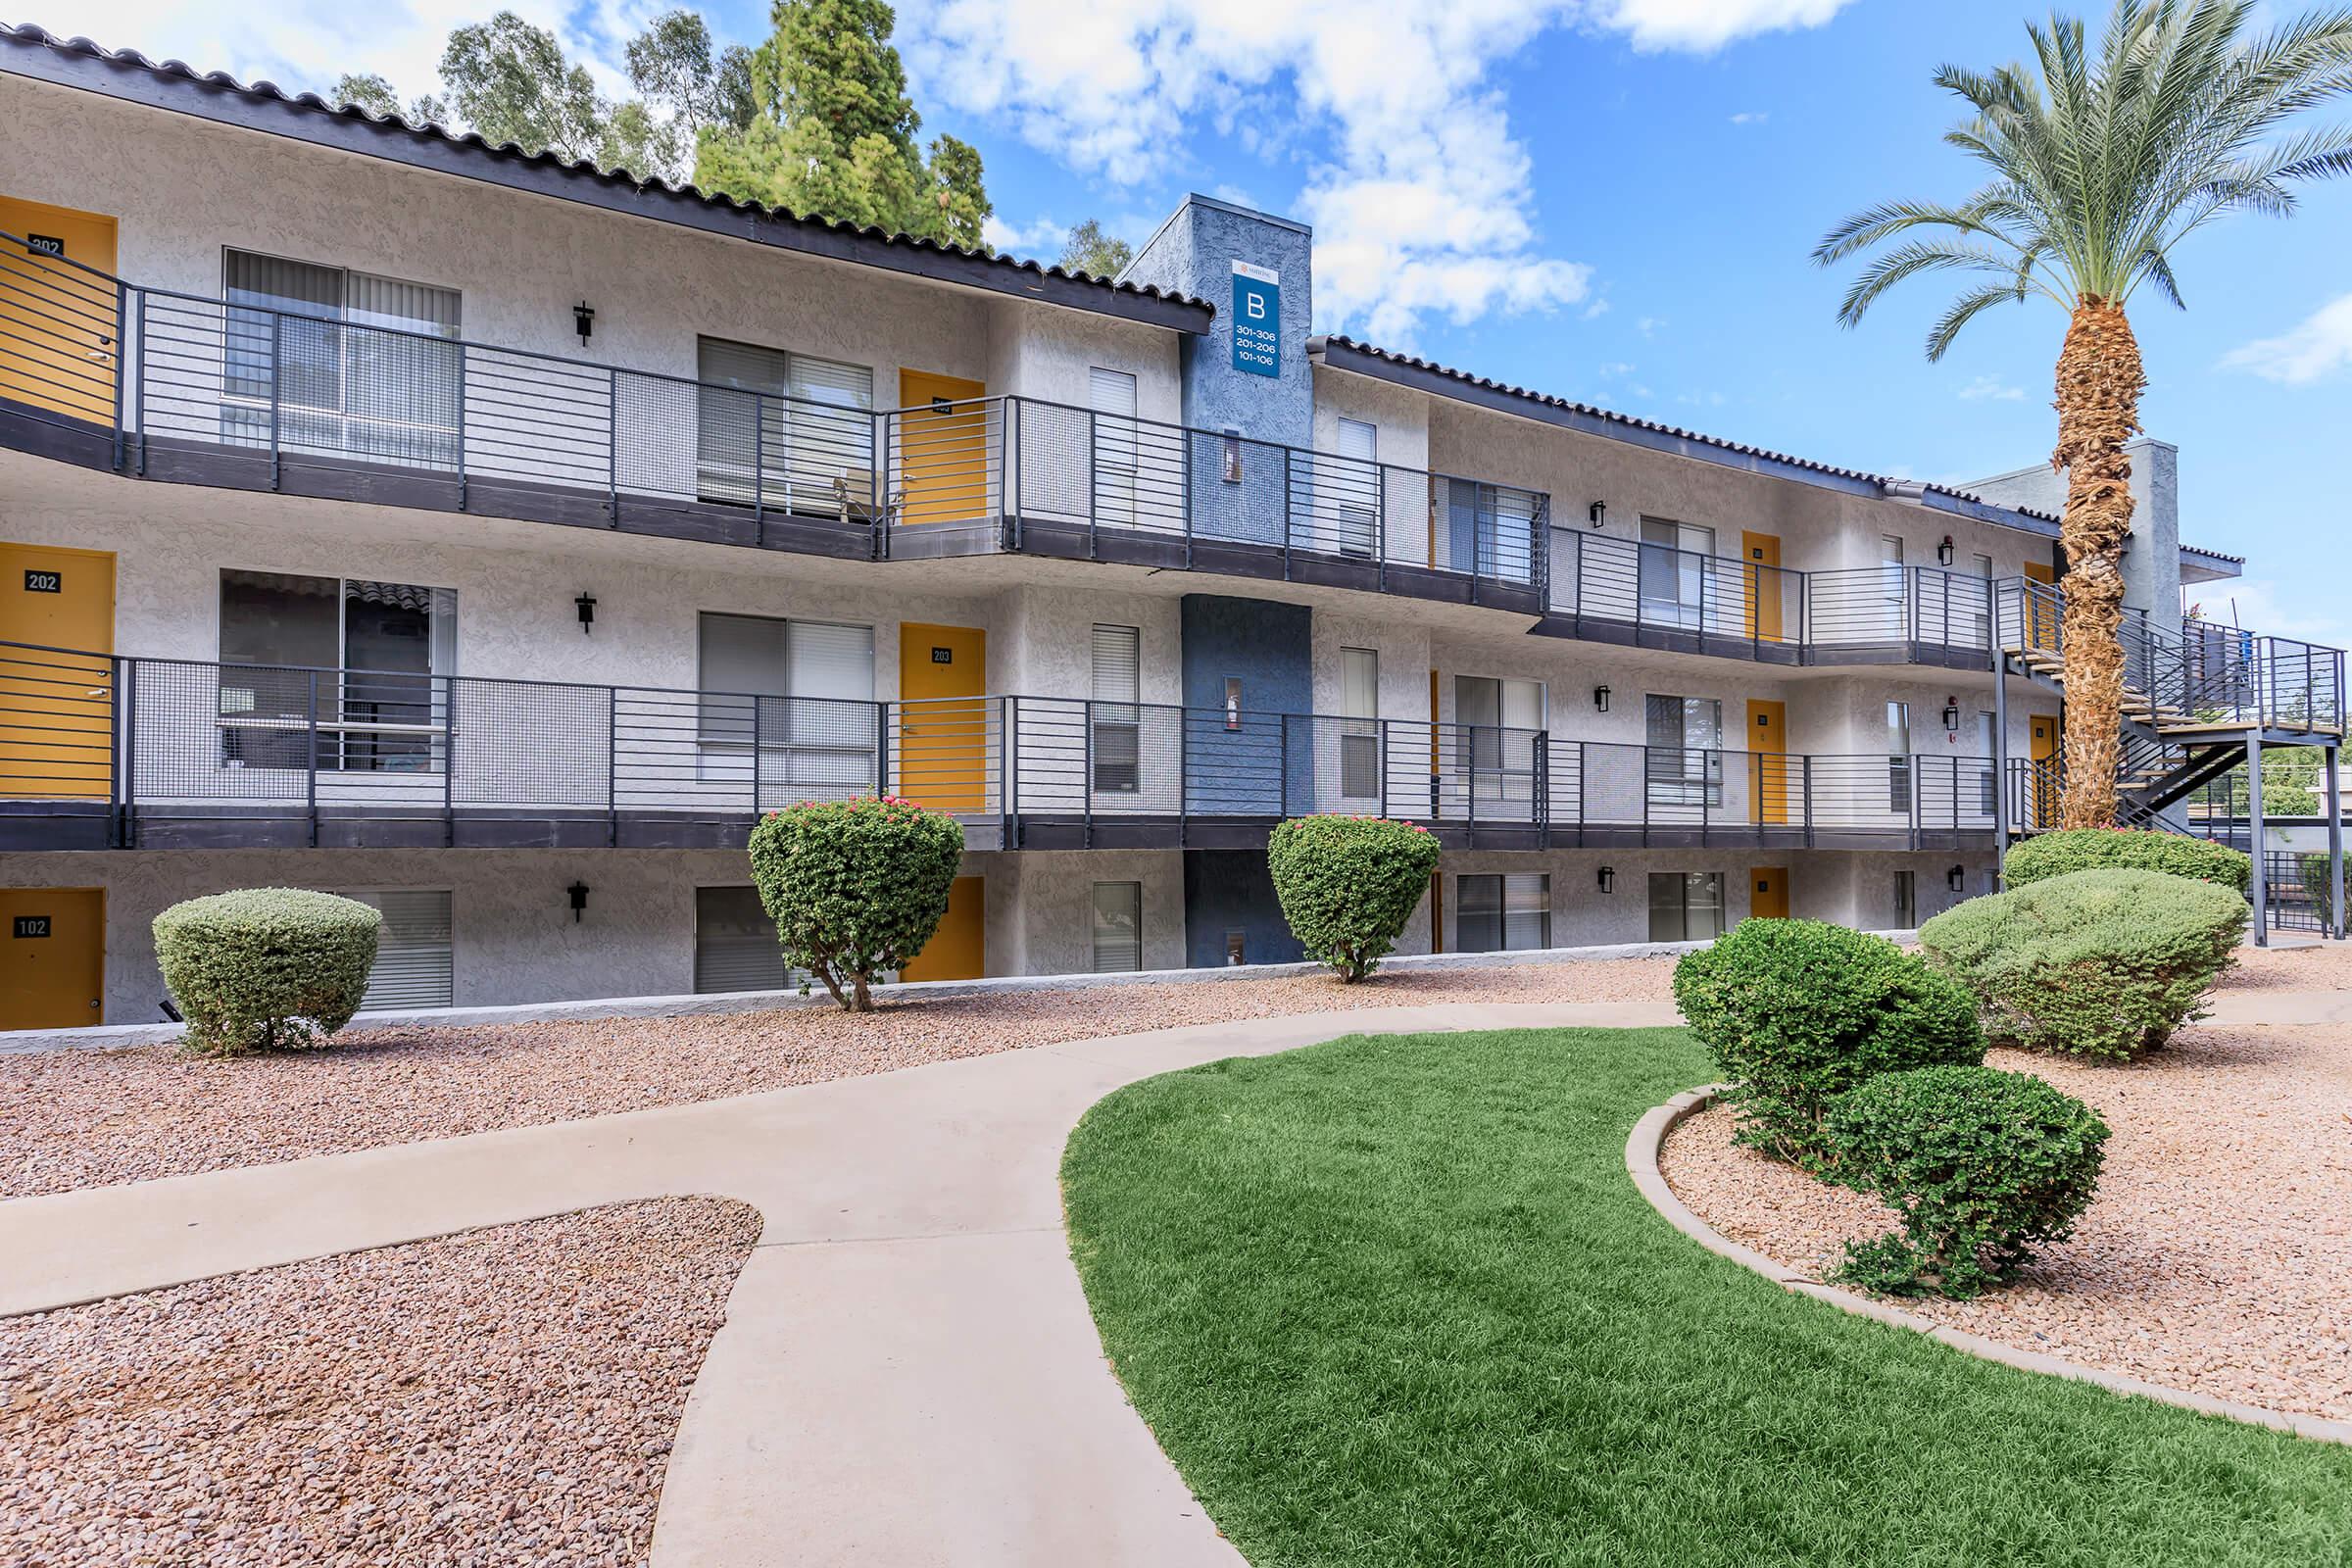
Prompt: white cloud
<box><xmin>2184</xmin><ymin>577</ymin><xmax>2352</xmax><ymax>657</ymax></box>
<box><xmin>1958</xmin><ymin>374</ymin><xmax>2024</xmax><ymax>402</ymax></box>
<box><xmin>2221</xmin><ymin>294</ymin><xmax>2352</xmax><ymax>385</ymax></box>
<box><xmin>901</xmin><ymin>0</ymin><xmax>1851</xmax><ymax>340</ymax></box>
<box><xmin>982</xmin><ymin>214</ymin><xmax>1070</xmax><ymax>260</ymax></box>
<box><xmin>1728</xmin><ymin>110</ymin><xmax>1767</xmax><ymax>124</ymax></box>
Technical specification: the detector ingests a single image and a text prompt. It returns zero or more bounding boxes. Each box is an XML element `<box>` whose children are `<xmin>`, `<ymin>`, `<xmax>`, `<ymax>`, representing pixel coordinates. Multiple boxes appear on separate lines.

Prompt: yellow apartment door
<box><xmin>2022</xmin><ymin>560</ymin><xmax>2059</xmax><ymax>651</ymax></box>
<box><xmin>901</xmin><ymin>874</ymin><xmax>984</xmax><ymax>982</ymax></box>
<box><xmin>896</xmin><ymin>370</ymin><xmax>989</xmax><ymax>527</ymax></box>
<box><xmin>1741</xmin><ymin>531</ymin><xmax>1783</xmax><ymax>643</ymax></box>
<box><xmin>1746</xmin><ymin>699</ymin><xmax>1788</xmax><ymax>825</ymax></box>
<box><xmin>2029</xmin><ymin>713</ymin><xmax>2061</xmax><ymax>830</ymax></box>
<box><xmin>0</xmin><ymin>542</ymin><xmax>115</xmax><ymax>800</ymax></box>
<box><xmin>899</xmin><ymin>622</ymin><xmax>988</xmax><ymax>811</ymax></box>
<box><xmin>0</xmin><ymin>887</ymin><xmax>105</xmax><ymax>1028</ymax></box>
<box><xmin>0</xmin><ymin>197</ymin><xmax>120</xmax><ymax>424</ymax></box>
<box><xmin>1749</xmin><ymin>868</ymin><xmax>1789</xmax><ymax>921</ymax></box>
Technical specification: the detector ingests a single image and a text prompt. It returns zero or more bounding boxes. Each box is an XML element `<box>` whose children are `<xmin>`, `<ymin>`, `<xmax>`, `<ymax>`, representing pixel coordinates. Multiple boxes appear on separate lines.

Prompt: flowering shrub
<box><xmin>748</xmin><ymin>795</ymin><xmax>964</xmax><ymax>1011</ymax></box>
<box><xmin>153</xmin><ymin>888</ymin><xmax>381</xmax><ymax>1055</ymax></box>
<box><xmin>1267</xmin><ymin>814</ymin><xmax>1442</xmax><ymax>982</ymax></box>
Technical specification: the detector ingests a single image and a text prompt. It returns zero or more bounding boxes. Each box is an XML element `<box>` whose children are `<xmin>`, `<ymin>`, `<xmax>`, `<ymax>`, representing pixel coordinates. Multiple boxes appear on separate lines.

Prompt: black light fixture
<box><xmin>575</xmin><ymin>592</ymin><xmax>597</xmax><ymax>634</ymax></box>
<box><xmin>1597</xmin><ymin>865</ymin><xmax>1616</xmax><ymax>894</ymax></box>
<box><xmin>1941</xmin><ymin>698</ymin><xmax>1961</xmax><ymax>732</ymax></box>
<box><xmin>1588</xmin><ymin>500</ymin><xmax>1607</xmax><ymax>528</ymax></box>
<box><xmin>1947</xmin><ymin>864</ymin><xmax>1966</xmax><ymax>893</ymax></box>
<box><xmin>1936</xmin><ymin>534</ymin><xmax>1956</xmax><ymax>567</ymax></box>
<box><xmin>1593</xmin><ymin>684</ymin><xmax>1611</xmax><ymax>713</ymax></box>
<box><xmin>567</xmin><ymin>881</ymin><xmax>590</xmax><ymax>922</ymax></box>
<box><xmin>572</xmin><ymin>301</ymin><xmax>596</xmax><ymax>346</ymax></box>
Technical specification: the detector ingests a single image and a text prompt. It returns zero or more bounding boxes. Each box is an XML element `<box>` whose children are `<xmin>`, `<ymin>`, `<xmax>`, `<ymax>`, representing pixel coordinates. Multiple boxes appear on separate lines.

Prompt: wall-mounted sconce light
<box><xmin>1947</xmin><ymin>864</ymin><xmax>1966</xmax><ymax>893</ymax></box>
<box><xmin>1941</xmin><ymin>699</ymin><xmax>1961</xmax><ymax>732</ymax></box>
<box><xmin>1936</xmin><ymin>534</ymin><xmax>1956</xmax><ymax>567</ymax></box>
<box><xmin>1593</xmin><ymin>684</ymin><xmax>1611</xmax><ymax>713</ymax></box>
<box><xmin>1220</xmin><ymin>429</ymin><xmax>1243</xmax><ymax>485</ymax></box>
<box><xmin>567</xmin><ymin>881</ymin><xmax>590</xmax><ymax>922</ymax></box>
<box><xmin>1597</xmin><ymin>865</ymin><xmax>1616</xmax><ymax>894</ymax></box>
<box><xmin>575</xmin><ymin>592</ymin><xmax>597</xmax><ymax>634</ymax></box>
<box><xmin>1224</xmin><ymin>676</ymin><xmax>1243</xmax><ymax>732</ymax></box>
<box><xmin>572</xmin><ymin>301</ymin><xmax>596</xmax><ymax>347</ymax></box>
<box><xmin>1587</xmin><ymin>500</ymin><xmax>1607</xmax><ymax>528</ymax></box>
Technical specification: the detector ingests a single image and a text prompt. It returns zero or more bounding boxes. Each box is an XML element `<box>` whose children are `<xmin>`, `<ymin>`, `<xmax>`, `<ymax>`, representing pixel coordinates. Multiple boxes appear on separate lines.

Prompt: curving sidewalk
<box><xmin>0</xmin><ymin>997</ymin><xmax>1678</xmax><ymax>1567</ymax></box>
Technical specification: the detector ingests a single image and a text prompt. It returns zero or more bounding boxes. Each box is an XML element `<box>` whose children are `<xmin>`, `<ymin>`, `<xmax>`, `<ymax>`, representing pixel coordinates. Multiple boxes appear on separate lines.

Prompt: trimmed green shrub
<box><xmin>748</xmin><ymin>795</ymin><xmax>964</xmax><ymax>1011</ymax></box>
<box><xmin>1268</xmin><ymin>814</ymin><xmax>1443</xmax><ymax>981</ymax></box>
<box><xmin>153</xmin><ymin>888</ymin><xmax>381</xmax><ymax>1056</ymax></box>
<box><xmin>2004</xmin><ymin>828</ymin><xmax>2249</xmax><ymax>897</ymax></box>
<box><xmin>1920</xmin><ymin>868</ymin><xmax>2246</xmax><ymax>1061</ymax></box>
<box><xmin>1672</xmin><ymin>918</ymin><xmax>1983</xmax><ymax>1163</ymax></box>
<box><xmin>1825</xmin><ymin>1064</ymin><xmax>2108</xmax><ymax>1299</ymax></box>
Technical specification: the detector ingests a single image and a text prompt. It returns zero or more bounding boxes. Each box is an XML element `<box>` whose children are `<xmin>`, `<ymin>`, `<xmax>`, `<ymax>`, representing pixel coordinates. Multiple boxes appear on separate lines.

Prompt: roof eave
<box><xmin>0</xmin><ymin>25</ymin><xmax>1216</xmax><ymax>335</ymax></box>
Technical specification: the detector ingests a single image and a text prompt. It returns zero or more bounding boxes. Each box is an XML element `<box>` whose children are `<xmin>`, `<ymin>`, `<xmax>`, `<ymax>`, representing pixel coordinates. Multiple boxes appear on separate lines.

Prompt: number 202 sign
<box><xmin>24</xmin><ymin>569</ymin><xmax>63</xmax><ymax>594</ymax></box>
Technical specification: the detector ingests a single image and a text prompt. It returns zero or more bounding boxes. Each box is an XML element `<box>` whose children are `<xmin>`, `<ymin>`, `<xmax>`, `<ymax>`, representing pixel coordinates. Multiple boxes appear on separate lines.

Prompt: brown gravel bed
<box><xmin>1661</xmin><ymin>1025</ymin><xmax>2352</xmax><ymax>1419</ymax></box>
<box><xmin>0</xmin><ymin>959</ymin><xmax>1677</xmax><ymax>1200</ymax></box>
<box><xmin>0</xmin><ymin>1197</ymin><xmax>760</xmax><ymax>1566</ymax></box>
<box><xmin>2219</xmin><ymin>940</ymin><xmax>2352</xmax><ymax>992</ymax></box>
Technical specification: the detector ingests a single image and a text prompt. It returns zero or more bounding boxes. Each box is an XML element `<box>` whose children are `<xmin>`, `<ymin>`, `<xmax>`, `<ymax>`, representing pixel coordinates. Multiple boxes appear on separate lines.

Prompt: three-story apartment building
<box><xmin>3</xmin><ymin>24</ymin><xmax>2331</xmax><ymax>1030</ymax></box>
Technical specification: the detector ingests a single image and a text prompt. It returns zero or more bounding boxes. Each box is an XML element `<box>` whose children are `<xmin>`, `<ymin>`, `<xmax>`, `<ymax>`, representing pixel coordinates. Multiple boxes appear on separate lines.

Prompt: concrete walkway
<box><xmin>0</xmin><ymin>997</ymin><xmax>1679</xmax><ymax>1567</ymax></box>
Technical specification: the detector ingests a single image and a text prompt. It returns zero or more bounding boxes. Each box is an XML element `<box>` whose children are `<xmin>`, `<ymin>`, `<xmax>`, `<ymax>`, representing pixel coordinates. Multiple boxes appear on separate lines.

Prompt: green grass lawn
<box><xmin>1062</xmin><ymin>1027</ymin><xmax>2352</xmax><ymax>1567</ymax></box>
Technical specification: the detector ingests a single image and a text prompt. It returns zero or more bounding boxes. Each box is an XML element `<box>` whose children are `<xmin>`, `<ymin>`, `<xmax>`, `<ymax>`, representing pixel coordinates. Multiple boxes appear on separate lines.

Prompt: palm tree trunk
<box><xmin>2050</xmin><ymin>294</ymin><xmax>2145</xmax><ymax>831</ymax></box>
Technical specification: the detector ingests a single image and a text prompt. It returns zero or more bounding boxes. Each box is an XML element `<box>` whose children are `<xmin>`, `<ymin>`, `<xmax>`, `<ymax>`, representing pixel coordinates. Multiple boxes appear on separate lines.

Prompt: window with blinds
<box><xmin>222</xmin><ymin>251</ymin><xmax>462</xmax><ymax>469</ymax></box>
<box><xmin>1340</xmin><ymin>646</ymin><xmax>1379</xmax><ymax>800</ymax></box>
<box><xmin>216</xmin><ymin>570</ymin><xmax>455</xmax><ymax>773</ymax></box>
<box><xmin>1638</xmin><ymin>517</ymin><xmax>1715</xmax><ymax>627</ymax></box>
<box><xmin>695</xmin><ymin>337</ymin><xmax>876</xmax><ymax>515</ymax></box>
<box><xmin>697</xmin><ymin>613</ymin><xmax>877</xmax><ymax>798</ymax></box>
<box><xmin>1092</xmin><ymin>624</ymin><xmax>1142</xmax><ymax>794</ymax></box>
<box><xmin>1647</xmin><ymin>871</ymin><xmax>1726</xmax><ymax>942</ymax></box>
<box><xmin>1091</xmin><ymin>881</ymin><xmax>1143</xmax><ymax>973</ymax></box>
<box><xmin>336</xmin><ymin>889</ymin><xmax>454</xmax><ymax>1009</ymax></box>
<box><xmin>1334</xmin><ymin>416</ymin><xmax>1378</xmax><ymax>558</ymax></box>
<box><xmin>1456</xmin><ymin>873</ymin><xmax>1550</xmax><ymax>953</ymax></box>
<box><xmin>1456</xmin><ymin>675</ymin><xmax>1544</xmax><ymax>797</ymax></box>
<box><xmin>695</xmin><ymin>885</ymin><xmax>789</xmax><ymax>994</ymax></box>
<box><xmin>1886</xmin><ymin>700</ymin><xmax>1914</xmax><ymax>813</ymax></box>
<box><xmin>1644</xmin><ymin>694</ymin><xmax>1724</xmax><ymax>808</ymax></box>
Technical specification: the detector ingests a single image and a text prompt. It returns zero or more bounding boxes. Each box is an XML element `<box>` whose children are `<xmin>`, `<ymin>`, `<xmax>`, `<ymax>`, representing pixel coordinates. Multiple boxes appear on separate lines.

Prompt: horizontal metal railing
<box><xmin>3</xmin><ymin>642</ymin><xmax>2008</xmax><ymax>849</ymax></box>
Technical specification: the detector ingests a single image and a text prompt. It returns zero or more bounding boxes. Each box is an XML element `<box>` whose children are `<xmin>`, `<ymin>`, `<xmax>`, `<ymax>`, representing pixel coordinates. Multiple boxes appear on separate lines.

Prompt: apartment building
<box><xmin>2</xmin><ymin>24</ymin><xmax>2333</xmax><ymax>1030</ymax></box>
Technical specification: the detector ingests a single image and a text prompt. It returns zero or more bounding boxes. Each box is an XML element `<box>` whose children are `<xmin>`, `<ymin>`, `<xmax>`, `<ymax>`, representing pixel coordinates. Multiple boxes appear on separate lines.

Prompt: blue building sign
<box><xmin>1231</xmin><ymin>261</ymin><xmax>1280</xmax><ymax>377</ymax></box>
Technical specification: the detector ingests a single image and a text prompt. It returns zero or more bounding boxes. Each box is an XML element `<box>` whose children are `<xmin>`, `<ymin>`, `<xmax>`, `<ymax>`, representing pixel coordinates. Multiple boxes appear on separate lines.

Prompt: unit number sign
<box><xmin>12</xmin><ymin>915</ymin><xmax>52</xmax><ymax>939</ymax></box>
<box><xmin>931</xmin><ymin>647</ymin><xmax>954</xmax><ymax>663</ymax></box>
<box><xmin>24</xmin><ymin>569</ymin><xmax>62</xmax><ymax>594</ymax></box>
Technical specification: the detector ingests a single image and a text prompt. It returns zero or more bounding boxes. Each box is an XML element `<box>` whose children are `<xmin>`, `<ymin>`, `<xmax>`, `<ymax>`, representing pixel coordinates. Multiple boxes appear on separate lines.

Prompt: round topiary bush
<box><xmin>153</xmin><ymin>888</ymin><xmax>381</xmax><ymax>1056</ymax></box>
<box><xmin>1672</xmin><ymin>918</ymin><xmax>1983</xmax><ymax>1164</ymax></box>
<box><xmin>1824</xmin><ymin>1064</ymin><xmax>2108</xmax><ymax>1299</ymax></box>
<box><xmin>2003</xmin><ymin>827</ymin><xmax>2249</xmax><ymax>897</ymax></box>
<box><xmin>1919</xmin><ymin>867</ymin><xmax>2247</xmax><ymax>1061</ymax></box>
<box><xmin>748</xmin><ymin>795</ymin><xmax>964</xmax><ymax>1011</ymax></box>
<box><xmin>1268</xmin><ymin>814</ymin><xmax>1443</xmax><ymax>981</ymax></box>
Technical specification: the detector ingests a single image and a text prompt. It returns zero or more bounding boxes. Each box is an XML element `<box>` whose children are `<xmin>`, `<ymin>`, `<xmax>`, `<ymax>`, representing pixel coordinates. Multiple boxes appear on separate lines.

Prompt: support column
<box><xmin>2245</xmin><ymin>732</ymin><xmax>2267</xmax><ymax>949</ymax></box>
<box><xmin>2327</xmin><ymin>744</ymin><xmax>2345</xmax><ymax>941</ymax></box>
<box><xmin>1991</xmin><ymin>647</ymin><xmax>2011</xmax><ymax>874</ymax></box>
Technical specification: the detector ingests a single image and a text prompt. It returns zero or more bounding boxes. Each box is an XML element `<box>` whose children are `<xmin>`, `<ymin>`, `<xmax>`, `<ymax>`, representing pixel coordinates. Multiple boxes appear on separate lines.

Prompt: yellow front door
<box><xmin>896</xmin><ymin>369</ymin><xmax>989</xmax><ymax>527</ymax></box>
<box><xmin>1741</xmin><ymin>531</ymin><xmax>1783</xmax><ymax>643</ymax></box>
<box><xmin>2023</xmin><ymin>559</ymin><xmax>2059</xmax><ymax>652</ymax></box>
<box><xmin>1749</xmin><ymin>868</ymin><xmax>1789</xmax><ymax>921</ymax></box>
<box><xmin>898</xmin><ymin>622</ymin><xmax>988</xmax><ymax>811</ymax></box>
<box><xmin>901</xmin><ymin>874</ymin><xmax>984</xmax><ymax>982</ymax></box>
<box><xmin>0</xmin><ymin>887</ymin><xmax>105</xmax><ymax>1028</ymax></box>
<box><xmin>2028</xmin><ymin>713</ymin><xmax>2061</xmax><ymax>829</ymax></box>
<box><xmin>1</xmin><ymin>542</ymin><xmax>115</xmax><ymax>800</ymax></box>
<box><xmin>1747</xmin><ymin>699</ymin><xmax>1788</xmax><ymax>824</ymax></box>
<box><xmin>0</xmin><ymin>196</ymin><xmax>120</xmax><ymax>425</ymax></box>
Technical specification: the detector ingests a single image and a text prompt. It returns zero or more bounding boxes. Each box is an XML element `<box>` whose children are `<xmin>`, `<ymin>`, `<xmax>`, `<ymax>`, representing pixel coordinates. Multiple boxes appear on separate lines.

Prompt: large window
<box><xmin>697</xmin><ymin>613</ymin><xmax>876</xmax><ymax>799</ymax></box>
<box><xmin>1976</xmin><ymin>710</ymin><xmax>1998</xmax><ymax>817</ymax></box>
<box><xmin>1886</xmin><ymin>700</ymin><xmax>1913</xmax><ymax>813</ymax></box>
<box><xmin>1649</xmin><ymin>871</ymin><xmax>1727</xmax><ymax>942</ymax></box>
<box><xmin>1881</xmin><ymin>534</ymin><xmax>1908</xmax><ymax>635</ymax></box>
<box><xmin>1334</xmin><ymin>416</ymin><xmax>1378</xmax><ymax>559</ymax></box>
<box><xmin>1645</xmin><ymin>694</ymin><xmax>1724</xmax><ymax>808</ymax></box>
<box><xmin>1091</xmin><ymin>624</ymin><xmax>1142</xmax><ymax>794</ymax></box>
<box><xmin>217</xmin><ymin>570</ymin><xmax>455</xmax><ymax>772</ymax></box>
<box><xmin>1090</xmin><ymin>368</ymin><xmax>1141</xmax><ymax>527</ymax></box>
<box><xmin>1091</xmin><ymin>881</ymin><xmax>1143</xmax><ymax>972</ymax></box>
<box><xmin>1339</xmin><ymin>646</ymin><xmax>1380</xmax><ymax>801</ymax></box>
<box><xmin>1639</xmin><ymin>517</ymin><xmax>1716</xmax><ymax>628</ymax></box>
<box><xmin>695</xmin><ymin>885</ymin><xmax>786</xmax><ymax>994</ymax></box>
<box><xmin>1893</xmin><ymin>869</ymin><xmax>1918</xmax><ymax>929</ymax></box>
<box><xmin>335</xmin><ymin>889</ymin><xmax>453</xmax><ymax>1008</ymax></box>
<box><xmin>1454</xmin><ymin>675</ymin><xmax>1544</xmax><ymax>806</ymax></box>
<box><xmin>696</xmin><ymin>337</ymin><xmax>875</xmax><ymax>517</ymax></box>
<box><xmin>223</xmin><ymin>250</ymin><xmax>462</xmax><ymax>469</ymax></box>
<box><xmin>1457</xmin><ymin>873</ymin><xmax>1550</xmax><ymax>953</ymax></box>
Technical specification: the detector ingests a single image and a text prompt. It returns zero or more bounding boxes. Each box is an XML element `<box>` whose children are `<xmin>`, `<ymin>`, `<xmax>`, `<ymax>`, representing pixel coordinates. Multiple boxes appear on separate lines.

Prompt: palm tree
<box><xmin>1816</xmin><ymin>0</ymin><xmax>2352</xmax><ymax>829</ymax></box>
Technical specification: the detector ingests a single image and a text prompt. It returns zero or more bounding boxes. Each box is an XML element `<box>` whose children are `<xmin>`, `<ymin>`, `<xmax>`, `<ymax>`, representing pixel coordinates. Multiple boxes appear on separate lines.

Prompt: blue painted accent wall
<box><xmin>1180</xmin><ymin>593</ymin><xmax>1313</xmax><ymax>816</ymax></box>
<box><xmin>1124</xmin><ymin>195</ymin><xmax>1314</xmax><ymax>546</ymax></box>
<box><xmin>1184</xmin><ymin>850</ymin><xmax>1303</xmax><ymax>968</ymax></box>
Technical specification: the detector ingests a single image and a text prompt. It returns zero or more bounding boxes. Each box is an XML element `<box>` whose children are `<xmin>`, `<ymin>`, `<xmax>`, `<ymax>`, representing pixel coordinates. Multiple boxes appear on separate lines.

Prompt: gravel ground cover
<box><xmin>1661</xmin><ymin>1023</ymin><xmax>2352</xmax><ymax>1420</ymax></box>
<box><xmin>0</xmin><ymin>1197</ymin><xmax>760</xmax><ymax>1567</ymax></box>
<box><xmin>0</xmin><ymin>959</ymin><xmax>1676</xmax><ymax>1200</ymax></box>
<box><xmin>2220</xmin><ymin>939</ymin><xmax>2352</xmax><ymax>991</ymax></box>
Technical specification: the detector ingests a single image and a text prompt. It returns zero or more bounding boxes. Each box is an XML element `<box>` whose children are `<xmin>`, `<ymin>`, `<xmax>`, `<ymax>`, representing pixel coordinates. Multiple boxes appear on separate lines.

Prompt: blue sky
<box><xmin>51</xmin><ymin>0</ymin><xmax>2352</xmax><ymax>643</ymax></box>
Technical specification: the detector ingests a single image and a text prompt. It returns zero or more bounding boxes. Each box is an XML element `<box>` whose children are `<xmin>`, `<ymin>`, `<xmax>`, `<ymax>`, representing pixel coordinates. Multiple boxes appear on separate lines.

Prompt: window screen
<box><xmin>1340</xmin><ymin>647</ymin><xmax>1379</xmax><ymax>799</ymax></box>
<box><xmin>695</xmin><ymin>885</ymin><xmax>787</xmax><ymax>994</ymax></box>
<box><xmin>1092</xmin><ymin>624</ymin><xmax>1142</xmax><ymax>794</ymax></box>
<box><xmin>337</xmin><ymin>889</ymin><xmax>453</xmax><ymax>1009</ymax></box>
<box><xmin>1091</xmin><ymin>881</ymin><xmax>1143</xmax><ymax>973</ymax></box>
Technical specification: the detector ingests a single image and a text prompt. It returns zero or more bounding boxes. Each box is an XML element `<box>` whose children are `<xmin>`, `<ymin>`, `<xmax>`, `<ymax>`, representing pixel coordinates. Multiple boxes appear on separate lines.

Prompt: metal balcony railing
<box><xmin>2</xmin><ymin>641</ymin><xmax>2007</xmax><ymax>853</ymax></box>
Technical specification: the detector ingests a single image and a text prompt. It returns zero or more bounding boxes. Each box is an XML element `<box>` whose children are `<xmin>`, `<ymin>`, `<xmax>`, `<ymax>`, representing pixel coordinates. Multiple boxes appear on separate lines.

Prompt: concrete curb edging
<box><xmin>1626</xmin><ymin>1087</ymin><xmax>2352</xmax><ymax>1448</ymax></box>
